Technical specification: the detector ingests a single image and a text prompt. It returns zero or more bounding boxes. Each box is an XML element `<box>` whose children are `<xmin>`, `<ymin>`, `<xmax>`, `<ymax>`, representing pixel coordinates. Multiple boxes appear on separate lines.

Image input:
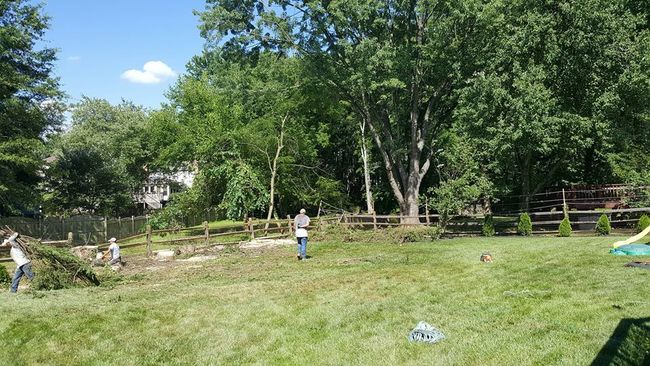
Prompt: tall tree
<box><xmin>44</xmin><ymin>98</ymin><xmax>150</xmax><ymax>216</ymax></box>
<box><xmin>454</xmin><ymin>0</ymin><xmax>650</xmax><ymax>210</ymax></box>
<box><xmin>0</xmin><ymin>0</ymin><xmax>64</xmax><ymax>215</ymax></box>
<box><xmin>197</xmin><ymin>0</ymin><xmax>482</xmax><ymax>223</ymax></box>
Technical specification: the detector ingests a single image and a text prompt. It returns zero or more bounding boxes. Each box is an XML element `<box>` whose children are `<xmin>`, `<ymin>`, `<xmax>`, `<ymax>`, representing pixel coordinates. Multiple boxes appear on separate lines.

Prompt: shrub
<box><xmin>30</xmin><ymin>244</ymin><xmax>100</xmax><ymax>290</ymax></box>
<box><xmin>31</xmin><ymin>263</ymin><xmax>74</xmax><ymax>290</ymax></box>
<box><xmin>558</xmin><ymin>216</ymin><xmax>572</xmax><ymax>237</ymax></box>
<box><xmin>0</xmin><ymin>266</ymin><xmax>11</xmax><ymax>288</ymax></box>
<box><xmin>596</xmin><ymin>214</ymin><xmax>611</xmax><ymax>236</ymax></box>
<box><xmin>148</xmin><ymin>204</ymin><xmax>186</xmax><ymax>230</ymax></box>
<box><xmin>517</xmin><ymin>213</ymin><xmax>532</xmax><ymax>236</ymax></box>
<box><xmin>482</xmin><ymin>215</ymin><xmax>495</xmax><ymax>237</ymax></box>
<box><xmin>310</xmin><ymin>224</ymin><xmax>441</xmax><ymax>244</ymax></box>
<box><xmin>392</xmin><ymin>226</ymin><xmax>442</xmax><ymax>243</ymax></box>
<box><xmin>636</xmin><ymin>214</ymin><xmax>650</xmax><ymax>233</ymax></box>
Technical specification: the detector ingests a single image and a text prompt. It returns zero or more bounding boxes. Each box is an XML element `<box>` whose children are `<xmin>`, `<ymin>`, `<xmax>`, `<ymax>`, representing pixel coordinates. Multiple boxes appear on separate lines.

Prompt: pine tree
<box><xmin>518</xmin><ymin>213</ymin><xmax>532</xmax><ymax>236</ymax></box>
<box><xmin>596</xmin><ymin>214</ymin><xmax>611</xmax><ymax>236</ymax></box>
<box><xmin>482</xmin><ymin>215</ymin><xmax>495</xmax><ymax>237</ymax></box>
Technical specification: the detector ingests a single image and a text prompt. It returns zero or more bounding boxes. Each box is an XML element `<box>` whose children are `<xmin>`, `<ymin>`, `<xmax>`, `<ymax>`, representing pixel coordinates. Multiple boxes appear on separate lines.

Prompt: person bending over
<box><xmin>1</xmin><ymin>232</ymin><xmax>34</xmax><ymax>293</ymax></box>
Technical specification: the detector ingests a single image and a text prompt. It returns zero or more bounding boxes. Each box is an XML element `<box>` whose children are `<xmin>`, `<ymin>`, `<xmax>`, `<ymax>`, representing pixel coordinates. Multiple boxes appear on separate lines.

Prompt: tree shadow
<box><xmin>591</xmin><ymin>317</ymin><xmax>650</xmax><ymax>366</ymax></box>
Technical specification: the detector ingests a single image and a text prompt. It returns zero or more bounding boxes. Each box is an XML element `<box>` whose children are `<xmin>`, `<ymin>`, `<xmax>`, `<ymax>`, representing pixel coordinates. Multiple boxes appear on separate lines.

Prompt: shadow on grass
<box><xmin>591</xmin><ymin>317</ymin><xmax>650</xmax><ymax>366</ymax></box>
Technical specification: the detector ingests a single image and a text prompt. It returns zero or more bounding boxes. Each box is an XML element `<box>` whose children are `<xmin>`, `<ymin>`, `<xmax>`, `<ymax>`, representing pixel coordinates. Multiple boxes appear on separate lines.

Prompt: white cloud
<box><xmin>121</xmin><ymin>61</ymin><xmax>177</xmax><ymax>84</ymax></box>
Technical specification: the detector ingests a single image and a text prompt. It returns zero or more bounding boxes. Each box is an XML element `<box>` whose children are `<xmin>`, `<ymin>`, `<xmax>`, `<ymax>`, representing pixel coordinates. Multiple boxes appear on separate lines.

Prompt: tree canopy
<box><xmin>0</xmin><ymin>0</ymin><xmax>63</xmax><ymax>216</ymax></box>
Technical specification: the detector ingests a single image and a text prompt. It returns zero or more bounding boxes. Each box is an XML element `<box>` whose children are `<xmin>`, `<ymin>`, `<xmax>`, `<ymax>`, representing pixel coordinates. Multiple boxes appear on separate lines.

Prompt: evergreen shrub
<box><xmin>517</xmin><ymin>213</ymin><xmax>532</xmax><ymax>236</ymax></box>
<box><xmin>558</xmin><ymin>216</ymin><xmax>572</xmax><ymax>237</ymax></box>
<box><xmin>636</xmin><ymin>214</ymin><xmax>650</xmax><ymax>233</ymax></box>
<box><xmin>482</xmin><ymin>215</ymin><xmax>495</xmax><ymax>237</ymax></box>
<box><xmin>596</xmin><ymin>214</ymin><xmax>611</xmax><ymax>236</ymax></box>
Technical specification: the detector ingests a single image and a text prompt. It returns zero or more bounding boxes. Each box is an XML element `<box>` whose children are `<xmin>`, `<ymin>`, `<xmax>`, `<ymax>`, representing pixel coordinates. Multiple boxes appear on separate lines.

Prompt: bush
<box><xmin>482</xmin><ymin>215</ymin><xmax>495</xmax><ymax>237</ymax></box>
<box><xmin>392</xmin><ymin>226</ymin><xmax>442</xmax><ymax>243</ymax></box>
<box><xmin>558</xmin><ymin>216</ymin><xmax>572</xmax><ymax>237</ymax></box>
<box><xmin>30</xmin><ymin>244</ymin><xmax>100</xmax><ymax>290</ymax></box>
<box><xmin>310</xmin><ymin>224</ymin><xmax>441</xmax><ymax>244</ymax></box>
<box><xmin>596</xmin><ymin>214</ymin><xmax>611</xmax><ymax>236</ymax></box>
<box><xmin>31</xmin><ymin>263</ymin><xmax>74</xmax><ymax>290</ymax></box>
<box><xmin>517</xmin><ymin>213</ymin><xmax>532</xmax><ymax>236</ymax></box>
<box><xmin>0</xmin><ymin>266</ymin><xmax>11</xmax><ymax>288</ymax></box>
<box><xmin>636</xmin><ymin>214</ymin><xmax>650</xmax><ymax>233</ymax></box>
<box><xmin>148</xmin><ymin>204</ymin><xmax>186</xmax><ymax>230</ymax></box>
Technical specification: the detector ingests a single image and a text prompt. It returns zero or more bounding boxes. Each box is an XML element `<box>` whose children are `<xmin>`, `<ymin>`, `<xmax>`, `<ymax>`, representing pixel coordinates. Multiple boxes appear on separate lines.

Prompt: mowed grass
<box><xmin>0</xmin><ymin>236</ymin><xmax>648</xmax><ymax>365</ymax></box>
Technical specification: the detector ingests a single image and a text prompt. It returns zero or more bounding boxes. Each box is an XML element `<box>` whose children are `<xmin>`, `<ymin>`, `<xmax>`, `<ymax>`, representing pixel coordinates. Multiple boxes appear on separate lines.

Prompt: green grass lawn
<box><xmin>0</xmin><ymin>235</ymin><xmax>648</xmax><ymax>365</ymax></box>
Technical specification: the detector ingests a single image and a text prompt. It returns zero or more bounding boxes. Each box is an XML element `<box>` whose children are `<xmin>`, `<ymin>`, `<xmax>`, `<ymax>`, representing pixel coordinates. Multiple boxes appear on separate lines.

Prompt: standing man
<box><xmin>1</xmin><ymin>232</ymin><xmax>34</xmax><ymax>293</ymax></box>
<box><xmin>294</xmin><ymin>209</ymin><xmax>310</xmax><ymax>260</ymax></box>
<box><xmin>103</xmin><ymin>237</ymin><xmax>122</xmax><ymax>265</ymax></box>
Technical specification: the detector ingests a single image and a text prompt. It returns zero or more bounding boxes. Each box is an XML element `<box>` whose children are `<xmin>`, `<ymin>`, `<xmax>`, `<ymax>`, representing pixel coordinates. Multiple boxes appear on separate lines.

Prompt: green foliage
<box><xmin>596</xmin><ymin>214</ymin><xmax>612</xmax><ymax>236</ymax></box>
<box><xmin>430</xmin><ymin>133</ymin><xmax>493</xmax><ymax>229</ymax></box>
<box><xmin>482</xmin><ymin>215</ymin><xmax>495</xmax><ymax>237</ymax></box>
<box><xmin>213</xmin><ymin>161</ymin><xmax>268</xmax><ymax>220</ymax></box>
<box><xmin>43</xmin><ymin>147</ymin><xmax>133</xmax><ymax>216</ymax></box>
<box><xmin>148</xmin><ymin>204</ymin><xmax>186</xmax><ymax>230</ymax></box>
<box><xmin>392</xmin><ymin>226</ymin><xmax>442</xmax><ymax>243</ymax></box>
<box><xmin>197</xmin><ymin>0</ymin><xmax>479</xmax><ymax>217</ymax></box>
<box><xmin>0</xmin><ymin>266</ymin><xmax>11</xmax><ymax>288</ymax></box>
<box><xmin>44</xmin><ymin>98</ymin><xmax>150</xmax><ymax>216</ymax></box>
<box><xmin>636</xmin><ymin>214</ymin><xmax>650</xmax><ymax>233</ymax></box>
<box><xmin>454</xmin><ymin>0</ymin><xmax>650</xmax><ymax>202</ymax></box>
<box><xmin>0</xmin><ymin>0</ymin><xmax>64</xmax><ymax>215</ymax></box>
<box><xmin>311</xmin><ymin>224</ymin><xmax>441</xmax><ymax>244</ymax></box>
<box><xmin>517</xmin><ymin>213</ymin><xmax>533</xmax><ymax>236</ymax></box>
<box><xmin>30</xmin><ymin>244</ymin><xmax>100</xmax><ymax>290</ymax></box>
<box><xmin>559</xmin><ymin>217</ymin><xmax>572</xmax><ymax>237</ymax></box>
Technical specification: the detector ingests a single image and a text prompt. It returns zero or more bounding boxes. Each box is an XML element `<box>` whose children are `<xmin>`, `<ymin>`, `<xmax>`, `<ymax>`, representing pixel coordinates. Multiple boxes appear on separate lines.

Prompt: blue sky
<box><xmin>41</xmin><ymin>0</ymin><xmax>206</xmax><ymax>109</ymax></box>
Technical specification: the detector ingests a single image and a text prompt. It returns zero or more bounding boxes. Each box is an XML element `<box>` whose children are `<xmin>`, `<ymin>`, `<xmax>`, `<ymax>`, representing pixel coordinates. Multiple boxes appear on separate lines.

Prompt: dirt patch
<box><xmin>239</xmin><ymin>238</ymin><xmax>294</xmax><ymax>250</ymax></box>
<box><xmin>178</xmin><ymin>255</ymin><xmax>219</xmax><ymax>262</ymax></box>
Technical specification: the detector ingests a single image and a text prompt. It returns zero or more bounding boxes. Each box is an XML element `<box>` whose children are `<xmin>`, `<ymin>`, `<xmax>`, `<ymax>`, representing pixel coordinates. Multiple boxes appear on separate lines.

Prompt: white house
<box><xmin>136</xmin><ymin>170</ymin><xmax>195</xmax><ymax>210</ymax></box>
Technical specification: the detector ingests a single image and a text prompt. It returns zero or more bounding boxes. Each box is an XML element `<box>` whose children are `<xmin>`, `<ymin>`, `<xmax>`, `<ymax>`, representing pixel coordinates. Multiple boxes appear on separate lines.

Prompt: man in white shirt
<box><xmin>294</xmin><ymin>209</ymin><xmax>310</xmax><ymax>260</ymax></box>
<box><xmin>103</xmin><ymin>237</ymin><xmax>121</xmax><ymax>265</ymax></box>
<box><xmin>1</xmin><ymin>232</ymin><xmax>34</xmax><ymax>293</ymax></box>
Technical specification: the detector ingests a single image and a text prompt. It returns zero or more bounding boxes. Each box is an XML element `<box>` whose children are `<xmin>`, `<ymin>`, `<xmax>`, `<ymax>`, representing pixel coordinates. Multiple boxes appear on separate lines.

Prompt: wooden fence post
<box><xmin>248</xmin><ymin>218</ymin><xmax>255</xmax><ymax>239</ymax></box>
<box><xmin>131</xmin><ymin>215</ymin><xmax>135</xmax><ymax>235</ymax></box>
<box><xmin>287</xmin><ymin>215</ymin><xmax>293</xmax><ymax>235</ymax></box>
<box><xmin>146</xmin><ymin>225</ymin><xmax>152</xmax><ymax>258</ymax></box>
<box><xmin>203</xmin><ymin>221</ymin><xmax>209</xmax><ymax>245</ymax></box>
<box><xmin>425</xmin><ymin>197</ymin><xmax>430</xmax><ymax>226</ymax></box>
<box><xmin>67</xmin><ymin>232</ymin><xmax>73</xmax><ymax>246</ymax></box>
<box><xmin>103</xmin><ymin>217</ymin><xmax>108</xmax><ymax>242</ymax></box>
<box><xmin>317</xmin><ymin>201</ymin><xmax>322</xmax><ymax>231</ymax></box>
<box><xmin>373</xmin><ymin>211</ymin><xmax>377</xmax><ymax>231</ymax></box>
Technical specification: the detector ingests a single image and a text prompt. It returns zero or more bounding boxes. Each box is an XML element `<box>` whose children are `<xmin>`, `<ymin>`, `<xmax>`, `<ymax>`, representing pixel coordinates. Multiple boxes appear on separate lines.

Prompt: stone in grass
<box><xmin>154</xmin><ymin>249</ymin><xmax>176</xmax><ymax>261</ymax></box>
<box><xmin>408</xmin><ymin>321</ymin><xmax>445</xmax><ymax>344</ymax></box>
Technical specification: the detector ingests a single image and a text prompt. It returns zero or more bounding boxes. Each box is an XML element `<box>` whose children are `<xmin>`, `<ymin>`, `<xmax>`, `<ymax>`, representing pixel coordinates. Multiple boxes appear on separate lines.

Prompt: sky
<box><xmin>40</xmin><ymin>0</ymin><xmax>207</xmax><ymax>109</ymax></box>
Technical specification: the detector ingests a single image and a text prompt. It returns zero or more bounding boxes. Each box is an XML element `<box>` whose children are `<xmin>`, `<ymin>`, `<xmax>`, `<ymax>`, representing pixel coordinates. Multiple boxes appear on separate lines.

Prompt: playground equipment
<box><xmin>611</xmin><ymin>226</ymin><xmax>650</xmax><ymax>255</ymax></box>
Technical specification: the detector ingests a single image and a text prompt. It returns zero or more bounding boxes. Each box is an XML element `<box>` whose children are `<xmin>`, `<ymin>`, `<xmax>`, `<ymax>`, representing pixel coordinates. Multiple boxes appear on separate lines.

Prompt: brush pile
<box><xmin>1</xmin><ymin>226</ymin><xmax>100</xmax><ymax>290</ymax></box>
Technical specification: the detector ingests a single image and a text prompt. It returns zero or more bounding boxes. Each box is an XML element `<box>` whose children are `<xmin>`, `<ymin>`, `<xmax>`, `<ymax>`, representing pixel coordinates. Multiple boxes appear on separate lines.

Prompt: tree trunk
<box><xmin>265</xmin><ymin>113</ymin><xmax>288</xmax><ymax>230</ymax></box>
<box><xmin>359</xmin><ymin>118</ymin><xmax>375</xmax><ymax>214</ymax></box>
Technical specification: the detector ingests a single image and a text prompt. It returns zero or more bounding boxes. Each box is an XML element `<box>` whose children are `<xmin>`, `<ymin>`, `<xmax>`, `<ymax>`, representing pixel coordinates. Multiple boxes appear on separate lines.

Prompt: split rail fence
<box><xmin>3</xmin><ymin>207</ymin><xmax>650</xmax><ymax>262</ymax></box>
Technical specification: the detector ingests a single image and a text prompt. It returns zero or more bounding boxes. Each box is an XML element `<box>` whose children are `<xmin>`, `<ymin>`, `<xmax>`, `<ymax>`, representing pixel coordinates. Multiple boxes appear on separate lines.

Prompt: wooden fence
<box><xmin>334</xmin><ymin>207</ymin><xmax>650</xmax><ymax>235</ymax></box>
<box><xmin>0</xmin><ymin>210</ymin><xmax>220</xmax><ymax>245</ymax></box>
<box><xmin>3</xmin><ymin>207</ymin><xmax>649</xmax><ymax>262</ymax></box>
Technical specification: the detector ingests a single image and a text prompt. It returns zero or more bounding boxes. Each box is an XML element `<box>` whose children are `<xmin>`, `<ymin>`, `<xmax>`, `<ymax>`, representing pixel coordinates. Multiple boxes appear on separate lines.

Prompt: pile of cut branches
<box><xmin>1</xmin><ymin>226</ymin><xmax>100</xmax><ymax>289</ymax></box>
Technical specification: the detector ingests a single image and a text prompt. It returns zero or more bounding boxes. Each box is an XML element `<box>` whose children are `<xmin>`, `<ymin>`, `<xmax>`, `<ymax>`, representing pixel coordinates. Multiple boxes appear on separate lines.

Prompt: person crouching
<box><xmin>103</xmin><ymin>237</ymin><xmax>122</xmax><ymax>265</ymax></box>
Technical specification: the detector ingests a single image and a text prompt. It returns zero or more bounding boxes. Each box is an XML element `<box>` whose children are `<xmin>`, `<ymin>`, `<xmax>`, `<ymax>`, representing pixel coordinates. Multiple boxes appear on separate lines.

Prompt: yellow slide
<box><xmin>613</xmin><ymin>225</ymin><xmax>650</xmax><ymax>248</ymax></box>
